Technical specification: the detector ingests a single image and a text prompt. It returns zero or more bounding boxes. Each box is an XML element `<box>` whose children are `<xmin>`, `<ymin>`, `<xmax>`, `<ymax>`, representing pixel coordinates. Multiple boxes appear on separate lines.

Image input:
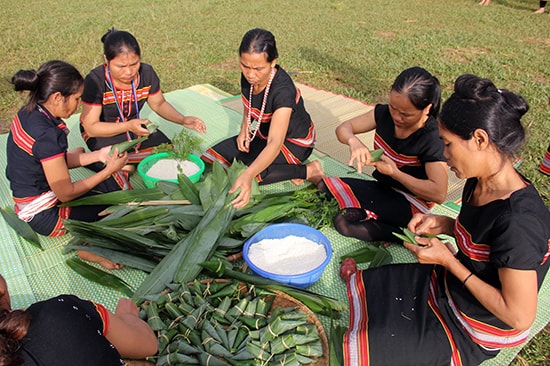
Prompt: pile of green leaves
<box><xmin>61</xmin><ymin>161</ymin><xmax>339</xmax><ymax>300</ymax></box>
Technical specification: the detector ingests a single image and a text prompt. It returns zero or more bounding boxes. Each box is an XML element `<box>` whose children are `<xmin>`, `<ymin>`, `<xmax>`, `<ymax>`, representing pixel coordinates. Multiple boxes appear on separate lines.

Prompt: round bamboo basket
<box><xmin>270</xmin><ymin>290</ymin><xmax>330</xmax><ymax>366</ymax></box>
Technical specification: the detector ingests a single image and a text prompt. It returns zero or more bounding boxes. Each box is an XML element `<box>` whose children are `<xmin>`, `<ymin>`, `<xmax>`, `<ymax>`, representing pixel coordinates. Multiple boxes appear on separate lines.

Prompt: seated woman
<box><xmin>0</xmin><ymin>274</ymin><xmax>158</xmax><ymax>365</ymax></box>
<box><xmin>80</xmin><ymin>28</ymin><xmax>206</xmax><ymax>173</ymax></box>
<box><xmin>201</xmin><ymin>28</ymin><xmax>323</xmax><ymax>208</ymax></box>
<box><xmin>6</xmin><ymin>60</ymin><xmax>128</xmax><ymax>269</ymax></box>
<box><xmin>340</xmin><ymin>74</ymin><xmax>550</xmax><ymax>366</ymax></box>
<box><xmin>317</xmin><ymin>66</ymin><xmax>448</xmax><ymax>242</ymax></box>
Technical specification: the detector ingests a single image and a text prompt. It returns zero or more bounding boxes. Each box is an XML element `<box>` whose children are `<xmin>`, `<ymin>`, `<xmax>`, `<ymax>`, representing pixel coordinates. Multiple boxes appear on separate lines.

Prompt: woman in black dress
<box><xmin>340</xmin><ymin>74</ymin><xmax>550</xmax><ymax>366</ymax></box>
<box><xmin>0</xmin><ymin>274</ymin><xmax>157</xmax><ymax>365</ymax></box>
<box><xmin>318</xmin><ymin>67</ymin><xmax>448</xmax><ymax>242</ymax></box>
<box><xmin>201</xmin><ymin>28</ymin><xmax>323</xmax><ymax>208</ymax></box>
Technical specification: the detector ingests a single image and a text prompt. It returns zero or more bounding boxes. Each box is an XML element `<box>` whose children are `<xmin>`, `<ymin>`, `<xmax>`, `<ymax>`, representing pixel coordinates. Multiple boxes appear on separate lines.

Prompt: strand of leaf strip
<box><xmin>247</xmin><ymin>67</ymin><xmax>276</xmax><ymax>143</ymax></box>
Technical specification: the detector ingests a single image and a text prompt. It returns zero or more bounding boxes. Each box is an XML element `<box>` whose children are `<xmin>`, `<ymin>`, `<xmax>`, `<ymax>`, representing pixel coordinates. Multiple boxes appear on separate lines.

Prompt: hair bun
<box><xmin>101</xmin><ymin>27</ymin><xmax>117</xmax><ymax>43</ymax></box>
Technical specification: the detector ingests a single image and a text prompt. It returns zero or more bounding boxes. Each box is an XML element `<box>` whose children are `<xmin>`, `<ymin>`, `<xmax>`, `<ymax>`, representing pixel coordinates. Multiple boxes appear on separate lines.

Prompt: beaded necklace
<box><xmin>106</xmin><ymin>66</ymin><xmax>140</xmax><ymax>122</ymax></box>
<box><xmin>247</xmin><ymin>67</ymin><xmax>276</xmax><ymax>143</ymax></box>
<box><xmin>106</xmin><ymin>66</ymin><xmax>140</xmax><ymax>143</ymax></box>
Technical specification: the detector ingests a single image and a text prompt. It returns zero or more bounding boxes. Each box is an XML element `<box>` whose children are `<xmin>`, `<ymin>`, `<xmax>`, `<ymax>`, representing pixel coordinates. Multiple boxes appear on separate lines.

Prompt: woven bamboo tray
<box><xmin>271</xmin><ymin>290</ymin><xmax>330</xmax><ymax>366</ymax></box>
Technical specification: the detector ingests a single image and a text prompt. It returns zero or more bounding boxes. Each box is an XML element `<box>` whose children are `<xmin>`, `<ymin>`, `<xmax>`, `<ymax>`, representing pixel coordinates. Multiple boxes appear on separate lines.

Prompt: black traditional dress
<box><xmin>344</xmin><ymin>177</ymin><xmax>550</xmax><ymax>366</ymax></box>
<box><xmin>201</xmin><ymin>65</ymin><xmax>315</xmax><ymax>183</ymax></box>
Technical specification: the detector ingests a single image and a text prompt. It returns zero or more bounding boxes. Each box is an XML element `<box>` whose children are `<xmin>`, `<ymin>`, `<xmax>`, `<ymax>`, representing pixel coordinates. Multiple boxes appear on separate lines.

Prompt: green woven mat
<box><xmin>0</xmin><ymin>86</ymin><xmax>547</xmax><ymax>365</ymax></box>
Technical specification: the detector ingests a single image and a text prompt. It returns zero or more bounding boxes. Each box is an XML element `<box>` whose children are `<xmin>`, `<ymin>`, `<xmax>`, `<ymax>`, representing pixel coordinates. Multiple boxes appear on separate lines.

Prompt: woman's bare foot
<box><xmin>121</xmin><ymin>164</ymin><xmax>136</xmax><ymax>174</ymax></box>
<box><xmin>340</xmin><ymin>258</ymin><xmax>357</xmax><ymax>282</ymax></box>
<box><xmin>77</xmin><ymin>250</ymin><xmax>123</xmax><ymax>270</ymax></box>
<box><xmin>305</xmin><ymin>160</ymin><xmax>324</xmax><ymax>185</ymax></box>
<box><xmin>533</xmin><ymin>7</ymin><xmax>545</xmax><ymax>13</ymax></box>
<box><xmin>478</xmin><ymin>0</ymin><xmax>490</xmax><ymax>4</ymax></box>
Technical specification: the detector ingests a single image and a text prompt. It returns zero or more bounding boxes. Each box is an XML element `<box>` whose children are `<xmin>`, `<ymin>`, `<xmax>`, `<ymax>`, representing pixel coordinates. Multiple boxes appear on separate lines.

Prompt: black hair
<box><xmin>11</xmin><ymin>60</ymin><xmax>84</xmax><ymax>112</ymax></box>
<box><xmin>101</xmin><ymin>28</ymin><xmax>141</xmax><ymax>61</ymax></box>
<box><xmin>239</xmin><ymin>28</ymin><xmax>278</xmax><ymax>62</ymax></box>
<box><xmin>391</xmin><ymin>66</ymin><xmax>442</xmax><ymax>118</ymax></box>
<box><xmin>439</xmin><ymin>74</ymin><xmax>528</xmax><ymax>158</ymax></box>
<box><xmin>0</xmin><ymin>309</ymin><xmax>31</xmax><ymax>366</ymax></box>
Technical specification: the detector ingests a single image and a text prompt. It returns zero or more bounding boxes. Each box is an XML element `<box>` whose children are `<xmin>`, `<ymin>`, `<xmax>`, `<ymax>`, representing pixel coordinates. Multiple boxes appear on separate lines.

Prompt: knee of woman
<box><xmin>316</xmin><ymin>180</ymin><xmax>329</xmax><ymax>195</ymax></box>
<box><xmin>334</xmin><ymin>214</ymin><xmax>353</xmax><ymax>236</ymax></box>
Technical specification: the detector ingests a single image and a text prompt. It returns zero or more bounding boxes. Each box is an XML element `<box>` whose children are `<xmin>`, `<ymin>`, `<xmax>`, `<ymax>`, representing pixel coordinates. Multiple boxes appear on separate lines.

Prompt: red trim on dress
<box><xmin>344</xmin><ymin>272</ymin><xmax>370</xmax><ymax>365</ymax></box>
<box><xmin>10</xmin><ymin>115</ymin><xmax>35</xmax><ymax>155</ymax></box>
<box><xmin>322</xmin><ymin>177</ymin><xmax>362</xmax><ymax>209</ymax></box>
<box><xmin>40</xmin><ymin>152</ymin><xmax>65</xmax><ymax>163</ymax></box>
<box><xmin>454</xmin><ymin>219</ymin><xmax>490</xmax><ymax>262</ymax></box>
<box><xmin>93</xmin><ymin>302</ymin><xmax>111</xmax><ymax>335</ymax></box>
<box><xmin>373</xmin><ymin>133</ymin><xmax>421</xmax><ymax>167</ymax></box>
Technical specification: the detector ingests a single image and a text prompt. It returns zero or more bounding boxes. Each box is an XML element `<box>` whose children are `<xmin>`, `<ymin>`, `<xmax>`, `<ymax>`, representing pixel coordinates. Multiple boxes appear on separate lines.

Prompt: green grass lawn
<box><xmin>0</xmin><ymin>0</ymin><xmax>548</xmax><ymax>364</ymax></box>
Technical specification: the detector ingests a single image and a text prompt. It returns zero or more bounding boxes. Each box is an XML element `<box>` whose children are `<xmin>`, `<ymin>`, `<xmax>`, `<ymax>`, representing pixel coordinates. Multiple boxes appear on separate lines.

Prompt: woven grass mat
<box><xmin>0</xmin><ymin>86</ymin><xmax>545</xmax><ymax>365</ymax></box>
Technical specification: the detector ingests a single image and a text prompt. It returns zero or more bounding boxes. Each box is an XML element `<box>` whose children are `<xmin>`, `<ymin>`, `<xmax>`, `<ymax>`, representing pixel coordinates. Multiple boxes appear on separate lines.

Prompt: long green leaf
<box><xmin>98</xmin><ymin>207</ymin><xmax>169</xmax><ymax>227</ymax></box>
<box><xmin>329</xmin><ymin>323</ymin><xmax>346</xmax><ymax>366</ymax></box>
<box><xmin>340</xmin><ymin>243</ymin><xmax>383</xmax><ymax>264</ymax></box>
<box><xmin>177</xmin><ymin>172</ymin><xmax>201</xmax><ymax>205</ymax></box>
<box><xmin>110</xmin><ymin>136</ymin><xmax>148</xmax><ymax>155</ymax></box>
<box><xmin>132</xmin><ymin>188</ymin><xmax>229</xmax><ymax>301</ymax></box>
<box><xmin>60</xmin><ymin>188</ymin><xmax>165</xmax><ymax>207</ymax></box>
<box><xmin>0</xmin><ymin>206</ymin><xmax>41</xmax><ymax>249</ymax></box>
<box><xmin>367</xmin><ymin>246</ymin><xmax>392</xmax><ymax>268</ymax></box>
<box><xmin>64</xmin><ymin>219</ymin><xmax>168</xmax><ymax>253</ymax></box>
<box><xmin>174</xmin><ymin>202</ymin><xmax>236</xmax><ymax>284</ymax></box>
<box><xmin>66</xmin><ymin>257</ymin><xmax>134</xmax><ymax>297</ymax></box>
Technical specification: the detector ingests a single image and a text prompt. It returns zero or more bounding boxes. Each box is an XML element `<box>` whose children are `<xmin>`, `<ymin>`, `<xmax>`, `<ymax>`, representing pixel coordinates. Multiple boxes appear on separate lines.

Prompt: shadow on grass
<box><xmin>494</xmin><ymin>0</ymin><xmax>537</xmax><ymax>12</ymax></box>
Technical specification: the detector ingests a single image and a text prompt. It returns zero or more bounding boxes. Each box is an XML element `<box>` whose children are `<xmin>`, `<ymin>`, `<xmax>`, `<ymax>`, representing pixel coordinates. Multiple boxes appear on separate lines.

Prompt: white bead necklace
<box><xmin>247</xmin><ymin>67</ymin><xmax>276</xmax><ymax>143</ymax></box>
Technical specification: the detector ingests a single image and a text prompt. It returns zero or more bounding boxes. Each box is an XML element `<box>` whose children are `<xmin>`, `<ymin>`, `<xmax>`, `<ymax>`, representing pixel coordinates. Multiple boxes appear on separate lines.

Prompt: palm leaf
<box><xmin>66</xmin><ymin>257</ymin><xmax>134</xmax><ymax>297</ymax></box>
<box><xmin>60</xmin><ymin>188</ymin><xmax>165</xmax><ymax>207</ymax></box>
<box><xmin>0</xmin><ymin>206</ymin><xmax>41</xmax><ymax>249</ymax></box>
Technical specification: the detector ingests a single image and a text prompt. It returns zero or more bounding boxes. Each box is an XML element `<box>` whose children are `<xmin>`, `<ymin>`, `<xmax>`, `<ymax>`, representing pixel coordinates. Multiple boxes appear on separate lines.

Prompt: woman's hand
<box><xmin>404</xmin><ymin>237</ymin><xmax>456</xmax><ymax>267</ymax></box>
<box><xmin>97</xmin><ymin>146</ymin><xmax>113</xmax><ymax>164</ymax></box>
<box><xmin>107</xmin><ymin>298</ymin><xmax>158</xmax><ymax>359</ymax></box>
<box><xmin>236</xmin><ymin>130</ymin><xmax>250</xmax><ymax>153</ymax></box>
<box><xmin>126</xmin><ymin>119</ymin><xmax>150</xmax><ymax>136</ymax></box>
<box><xmin>229</xmin><ymin>172</ymin><xmax>254</xmax><ymax>208</ymax></box>
<box><xmin>408</xmin><ymin>213</ymin><xmax>454</xmax><ymax>237</ymax></box>
<box><xmin>182</xmin><ymin>116</ymin><xmax>206</xmax><ymax>134</ymax></box>
<box><xmin>347</xmin><ymin>137</ymin><xmax>372</xmax><ymax>173</ymax></box>
<box><xmin>115</xmin><ymin>298</ymin><xmax>140</xmax><ymax>317</ymax></box>
<box><xmin>103</xmin><ymin>148</ymin><xmax>128</xmax><ymax>175</ymax></box>
<box><xmin>371</xmin><ymin>155</ymin><xmax>398</xmax><ymax>176</ymax></box>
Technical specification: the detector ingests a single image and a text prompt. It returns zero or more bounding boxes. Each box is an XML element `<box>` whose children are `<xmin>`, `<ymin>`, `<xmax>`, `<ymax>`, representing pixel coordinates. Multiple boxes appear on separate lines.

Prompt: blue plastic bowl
<box><xmin>243</xmin><ymin>223</ymin><xmax>332</xmax><ymax>288</ymax></box>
